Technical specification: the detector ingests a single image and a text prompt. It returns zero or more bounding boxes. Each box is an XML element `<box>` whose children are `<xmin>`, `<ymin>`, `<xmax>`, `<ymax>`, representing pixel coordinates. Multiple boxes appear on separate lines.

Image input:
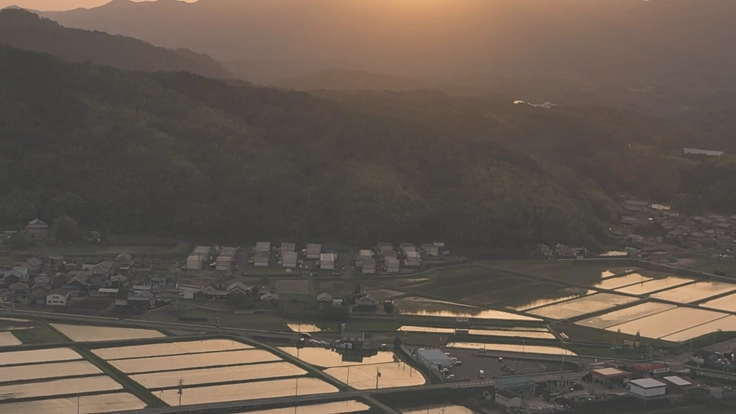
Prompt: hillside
<box><xmin>39</xmin><ymin>0</ymin><xmax>736</xmax><ymax>83</ymax></box>
<box><xmin>0</xmin><ymin>8</ymin><xmax>232</xmax><ymax>78</ymax></box>
<box><xmin>2</xmin><ymin>45</ymin><xmax>735</xmax><ymax>248</ymax></box>
<box><xmin>271</xmin><ymin>69</ymin><xmax>435</xmax><ymax>92</ymax></box>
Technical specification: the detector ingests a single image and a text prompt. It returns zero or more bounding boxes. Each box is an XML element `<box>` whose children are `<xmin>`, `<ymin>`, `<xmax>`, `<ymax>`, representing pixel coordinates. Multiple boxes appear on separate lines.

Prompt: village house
<box><xmin>216</xmin><ymin>247</ymin><xmax>237</xmax><ymax>271</ymax></box>
<box><xmin>405</xmin><ymin>251</ymin><xmax>421</xmax><ymax>267</ymax></box>
<box><xmin>115</xmin><ymin>253</ymin><xmax>135</xmax><ymax>276</ymax></box>
<box><xmin>46</xmin><ymin>289</ymin><xmax>71</xmax><ymax>306</ymax></box>
<box><xmin>421</xmin><ymin>243</ymin><xmax>439</xmax><ymax>257</ymax></box>
<box><xmin>24</xmin><ymin>218</ymin><xmax>49</xmax><ymax>240</ymax></box>
<box><xmin>259</xmin><ymin>292</ymin><xmax>280</xmax><ymax>307</ymax></box>
<box><xmin>317</xmin><ymin>292</ymin><xmax>333</xmax><ymax>307</ymax></box>
<box><xmin>282</xmin><ymin>251</ymin><xmax>298</xmax><ymax>268</ymax></box>
<box><xmin>355</xmin><ymin>294</ymin><xmax>379</xmax><ymax>312</ymax></box>
<box><xmin>227</xmin><ymin>281</ymin><xmax>251</xmax><ymax>296</ymax></box>
<box><xmin>9</xmin><ymin>282</ymin><xmax>30</xmax><ymax>304</ymax></box>
<box><xmin>21</xmin><ymin>257</ymin><xmax>44</xmax><ymax>274</ymax></box>
<box><xmin>254</xmin><ymin>242</ymin><xmax>271</xmax><ymax>267</ymax></box>
<box><xmin>48</xmin><ymin>256</ymin><xmax>65</xmax><ymax>271</ymax></box>
<box><xmin>280</xmin><ymin>242</ymin><xmax>296</xmax><ymax>254</ymax></box>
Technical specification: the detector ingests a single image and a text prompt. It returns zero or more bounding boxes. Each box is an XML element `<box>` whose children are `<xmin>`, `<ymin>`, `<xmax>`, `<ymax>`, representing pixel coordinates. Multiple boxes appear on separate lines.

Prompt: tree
<box><xmin>227</xmin><ymin>293</ymin><xmax>253</xmax><ymax>310</ymax></box>
<box><xmin>53</xmin><ymin>214</ymin><xmax>80</xmax><ymax>242</ymax></box>
<box><xmin>7</xmin><ymin>232</ymin><xmax>30</xmax><ymax>250</ymax></box>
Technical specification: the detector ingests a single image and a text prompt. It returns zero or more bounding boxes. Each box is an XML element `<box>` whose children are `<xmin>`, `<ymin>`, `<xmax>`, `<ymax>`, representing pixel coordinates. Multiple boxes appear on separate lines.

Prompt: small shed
<box><xmin>320</xmin><ymin>253</ymin><xmax>336</xmax><ymax>270</ymax></box>
<box><xmin>282</xmin><ymin>251</ymin><xmax>298</xmax><ymax>268</ymax></box>
<box><xmin>361</xmin><ymin>258</ymin><xmax>376</xmax><ymax>274</ymax></box>
<box><xmin>384</xmin><ymin>257</ymin><xmax>400</xmax><ymax>273</ymax></box>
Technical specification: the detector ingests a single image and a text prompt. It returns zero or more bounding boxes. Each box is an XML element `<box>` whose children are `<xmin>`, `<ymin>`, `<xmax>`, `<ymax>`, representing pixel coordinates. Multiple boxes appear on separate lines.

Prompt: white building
<box><xmin>254</xmin><ymin>242</ymin><xmax>271</xmax><ymax>267</ymax></box>
<box><xmin>495</xmin><ymin>389</ymin><xmax>522</xmax><ymax>411</ymax></box>
<box><xmin>359</xmin><ymin>250</ymin><xmax>373</xmax><ymax>260</ymax></box>
<box><xmin>405</xmin><ymin>250</ymin><xmax>421</xmax><ymax>267</ymax></box>
<box><xmin>421</xmin><ymin>243</ymin><xmax>439</xmax><ymax>257</ymax></box>
<box><xmin>377</xmin><ymin>242</ymin><xmax>393</xmax><ymax>253</ymax></box>
<box><xmin>306</xmin><ymin>243</ymin><xmax>322</xmax><ymax>260</ymax></box>
<box><xmin>320</xmin><ymin>253</ymin><xmax>336</xmax><ymax>270</ymax></box>
<box><xmin>216</xmin><ymin>247</ymin><xmax>237</xmax><ymax>271</ymax></box>
<box><xmin>384</xmin><ymin>257</ymin><xmax>400</xmax><ymax>273</ymax></box>
<box><xmin>361</xmin><ymin>258</ymin><xmax>376</xmax><ymax>274</ymax></box>
<box><xmin>282</xmin><ymin>251</ymin><xmax>298</xmax><ymax>268</ymax></box>
<box><xmin>630</xmin><ymin>378</ymin><xmax>666</xmax><ymax>399</ymax></box>
<box><xmin>400</xmin><ymin>243</ymin><xmax>416</xmax><ymax>254</ymax></box>
<box><xmin>415</xmin><ymin>348</ymin><xmax>452</xmax><ymax>370</ymax></box>
<box><xmin>186</xmin><ymin>246</ymin><xmax>211</xmax><ymax>270</ymax></box>
<box><xmin>46</xmin><ymin>289</ymin><xmax>70</xmax><ymax>306</ymax></box>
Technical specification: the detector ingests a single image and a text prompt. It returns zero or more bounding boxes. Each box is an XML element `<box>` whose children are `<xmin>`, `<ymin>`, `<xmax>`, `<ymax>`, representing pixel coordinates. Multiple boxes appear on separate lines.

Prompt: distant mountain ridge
<box><xmin>37</xmin><ymin>0</ymin><xmax>736</xmax><ymax>83</ymax></box>
<box><xmin>0</xmin><ymin>8</ymin><xmax>232</xmax><ymax>78</ymax></box>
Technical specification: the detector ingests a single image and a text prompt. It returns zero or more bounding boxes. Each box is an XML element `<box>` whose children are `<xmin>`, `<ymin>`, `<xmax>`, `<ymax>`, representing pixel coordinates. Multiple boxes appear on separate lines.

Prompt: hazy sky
<box><xmin>0</xmin><ymin>0</ymin><xmax>196</xmax><ymax>12</ymax></box>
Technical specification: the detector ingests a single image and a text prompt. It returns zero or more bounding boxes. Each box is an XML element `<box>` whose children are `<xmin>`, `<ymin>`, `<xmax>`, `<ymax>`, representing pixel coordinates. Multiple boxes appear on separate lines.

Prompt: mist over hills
<box><xmin>0</xmin><ymin>8</ymin><xmax>232</xmax><ymax>78</ymax></box>
<box><xmin>38</xmin><ymin>0</ymin><xmax>736</xmax><ymax>84</ymax></box>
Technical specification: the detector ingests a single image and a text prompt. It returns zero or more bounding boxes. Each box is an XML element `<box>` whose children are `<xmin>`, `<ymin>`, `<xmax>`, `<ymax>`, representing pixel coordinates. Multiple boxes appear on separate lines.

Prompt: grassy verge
<box><xmin>73</xmin><ymin>345</ymin><xmax>167</xmax><ymax>407</ymax></box>
<box><xmin>11</xmin><ymin>323</ymin><xmax>69</xmax><ymax>344</ymax></box>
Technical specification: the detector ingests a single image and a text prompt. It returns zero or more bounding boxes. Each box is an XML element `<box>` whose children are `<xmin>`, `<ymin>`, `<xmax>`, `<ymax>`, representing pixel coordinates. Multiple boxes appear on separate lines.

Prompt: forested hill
<box><xmin>1</xmin><ymin>46</ymin><xmax>733</xmax><ymax>249</ymax></box>
<box><xmin>0</xmin><ymin>9</ymin><xmax>232</xmax><ymax>78</ymax></box>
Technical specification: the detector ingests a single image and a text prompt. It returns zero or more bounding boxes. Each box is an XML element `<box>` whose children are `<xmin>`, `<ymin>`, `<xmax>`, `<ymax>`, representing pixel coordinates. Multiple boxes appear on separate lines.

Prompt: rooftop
<box><xmin>592</xmin><ymin>367</ymin><xmax>628</xmax><ymax>378</ymax></box>
<box><xmin>630</xmin><ymin>378</ymin><xmax>666</xmax><ymax>389</ymax></box>
<box><xmin>663</xmin><ymin>376</ymin><xmax>692</xmax><ymax>387</ymax></box>
<box><xmin>416</xmin><ymin>348</ymin><xmax>452</xmax><ymax>364</ymax></box>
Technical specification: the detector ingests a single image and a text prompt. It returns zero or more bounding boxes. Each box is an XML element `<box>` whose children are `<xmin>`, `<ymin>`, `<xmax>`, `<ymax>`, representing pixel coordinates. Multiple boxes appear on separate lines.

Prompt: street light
<box><xmin>375</xmin><ymin>367</ymin><xmax>381</xmax><ymax>392</ymax></box>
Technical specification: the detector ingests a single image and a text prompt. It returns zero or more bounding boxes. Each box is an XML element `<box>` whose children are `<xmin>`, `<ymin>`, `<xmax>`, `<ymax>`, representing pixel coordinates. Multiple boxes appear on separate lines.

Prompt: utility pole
<box><xmin>178</xmin><ymin>379</ymin><xmax>183</xmax><ymax>414</ymax></box>
<box><xmin>375</xmin><ymin>367</ymin><xmax>381</xmax><ymax>392</ymax></box>
<box><xmin>346</xmin><ymin>365</ymin><xmax>350</xmax><ymax>386</ymax></box>
<box><xmin>77</xmin><ymin>395</ymin><xmax>80</xmax><ymax>414</ymax></box>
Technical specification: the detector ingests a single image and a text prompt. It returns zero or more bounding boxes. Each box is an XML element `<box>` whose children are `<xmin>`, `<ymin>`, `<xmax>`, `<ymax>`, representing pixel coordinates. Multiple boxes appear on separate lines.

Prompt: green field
<box><xmin>692</xmin><ymin>259</ymin><xmax>736</xmax><ymax>276</ymax></box>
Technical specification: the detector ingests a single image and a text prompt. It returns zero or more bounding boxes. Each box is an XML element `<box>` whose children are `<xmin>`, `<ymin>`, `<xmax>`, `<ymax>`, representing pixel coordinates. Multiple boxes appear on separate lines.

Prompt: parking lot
<box><xmin>440</xmin><ymin>347</ymin><xmax>577</xmax><ymax>382</ymax></box>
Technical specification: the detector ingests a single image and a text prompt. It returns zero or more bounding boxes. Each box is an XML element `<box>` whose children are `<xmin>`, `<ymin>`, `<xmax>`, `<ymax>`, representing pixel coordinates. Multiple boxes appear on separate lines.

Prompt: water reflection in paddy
<box><xmin>0</xmin><ymin>347</ymin><xmax>81</xmax><ymax>366</ymax></box>
<box><xmin>661</xmin><ymin>315</ymin><xmax>736</xmax><ymax>342</ymax></box>
<box><xmin>0</xmin><ymin>375</ymin><xmax>122</xmax><ymax>401</ymax></box>
<box><xmin>326</xmin><ymin>361</ymin><xmax>425</xmax><ymax>389</ymax></box>
<box><xmin>0</xmin><ymin>332</ymin><xmax>21</xmax><ymax>346</ymax></box>
<box><xmin>111</xmin><ymin>349</ymin><xmax>280</xmax><ymax>374</ymax></box>
<box><xmin>94</xmin><ymin>339</ymin><xmax>252</xmax><ymax>360</ymax></box>
<box><xmin>241</xmin><ymin>400</ymin><xmax>370</xmax><ymax>414</ymax></box>
<box><xmin>591</xmin><ymin>273</ymin><xmax>652</xmax><ymax>290</ymax></box>
<box><xmin>158</xmin><ymin>377</ymin><xmax>337</xmax><ymax>406</ymax></box>
<box><xmin>51</xmin><ymin>324</ymin><xmax>165</xmax><ymax>342</ymax></box>
<box><xmin>505</xmin><ymin>288</ymin><xmax>593</xmax><ymax>311</ymax></box>
<box><xmin>0</xmin><ymin>392</ymin><xmax>145</xmax><ymax>414</ymax></box>
<box><xmin>701</xmin><ymin>293</ymin><xmax>736</xmax><ymax>312</ymax></box>
<box><xmin>528</xmin><ymin>293</ymin><xmax>638</xmax><ymax>320</ymax></box>
<box><xmin>651</xmin><ymin>281</ymin><xmax>736</xmax><ymax>303</ymax></box>
<box><xmin>287</xmin><ymin>323</ymin><xmax>321</xmax><ymax>333</ymax></box>
<box><xmin>576</xmin><ymin>303</ymin><xmax>677</xmax><ymax>329</ymax></box>
<box><xmin>445</xmin><ymin>342</ymin><xmax>575</xmax><ymax>356</ymax></box>
<box><xmin>614</xmin><ymin>277</ymin><xmax>693</xmax><ymax>295</ymax></box>
<box><xmin>397</xmin><ymin>326</ymin><xmax>555</xmax><ymax>339</ymax></box>
<box><xmin>132</xmin><ymin>361</ymin><xmax>306</xmax><ymax>389</ymax></box>
<box><xmin>0</xmin><ymin>360</ymin><xmax>102</xmax><ymax>383</ymax></box>
<box><xmin>396</xmin><ymin>297</ymin><xmax>540</xmax><ymax>321</ymax></box>
<box><xmin>606</xmin><ymin>307</ymin><xmax>728</xmax><ymax>339</ymax></box>
<box><xmin>280</xmin><ymin>347</ymin><xmax>396</xmax><ymax>368</ymax></box>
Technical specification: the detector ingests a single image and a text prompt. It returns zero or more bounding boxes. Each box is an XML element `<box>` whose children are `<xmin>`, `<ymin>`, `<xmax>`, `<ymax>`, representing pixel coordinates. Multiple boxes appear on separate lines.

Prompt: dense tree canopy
<box><xmin>0</xmin><ymin>46</ymin><xmax>733</xmax><ymax>250</ymax></box>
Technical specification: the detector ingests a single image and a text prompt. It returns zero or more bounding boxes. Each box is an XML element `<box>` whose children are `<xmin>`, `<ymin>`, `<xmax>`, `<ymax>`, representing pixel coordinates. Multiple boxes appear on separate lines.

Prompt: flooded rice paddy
<box><xmin>402</xmin><ymin>404</ymin><xmax>477</xmax><ymax>414</ymax></box>
<box><xmin>445</xmin><ymin>342</ymin><xmax>575</xmax><ymax>356</ymax></box>
<box><xmin>590</xmin><ymin>273</ymin><xmax>652</xmax><ymax>290</ymax></box>
<box><xmin>0</xmin><ymin>392</ymin><xmax>145</xmax><ymax>414</ymax></box>
<box><xmin>0</xmin><ymin>347</ymin><xmax>81</xmax><ymax>366</ymax></box>
<box><xmin>700</xmin><ymin>293</ymin><xmax>736</xmax><ymax>312</ymax></box>
<box><xmin>0</xmin><ymin>375</ymin><xmax>122</xmax><ymax>401</ymax></box>
<box><xmin>110</xmin><ymin>349</ymin><xmax>280</xmax><ymax>374</ymax></box>
<box><xmin>505</xmin><ymin>288</ymin><xmax>593</xmax><ymax>311</ymax></box>
<box><xmin>158</xmin><ymin>377</ymin><xmax>338</xmax><ymax>406</ymax></box>
<box><xmin>280</xmin><ymin>347</ymin><xmax>397</xmax><ymax>367</ymax></box>
<box><xmin>0</xmin><ymin>332</ymin><xmax>21</xmax><ymax>346</ymax></box>
<box><xmin>576</xmin><ymin>303</ymin><xmax>677</xmax><ymax>329</ymax></box>
<box><xmin>660</xmin><ymin>315</ymin><xmax>736</xmax><ymax>342</ymax></box>
<box><xmin>651</xmin><ymin>281</ymin><xmax>736</xmax><ymax>303</ymax></box>
<box><xmin>51</xmin><ymin>324</ymin><xmax>165</xmax><ymax>342</ymax></box>
<box><xmin>606</xmin><ymin>307</ymin><xmax>729</xmax><ymax>339</ymax></box>
<box><xmin>325</xmin><ymin>361</ymin><xmax>425</xmax><ymax>389</ymax></box>
<box><xmin>396</xmin><ymin>296</ymin><xmax>540</xmax><ymax>321</ymax></box>
<box><xmin>94</xmin><ymin>339</ymin><xmax>252</xmax><ymax>360</ymax></box>
<box><xmin>528</xmin><ymin>293</ymin><xmax>638</xmax><ymax>320</ymax></box>
<box><xmin>242</xmin><ymin>400</ymin><xmax>370</xmax><ymax>414</ymax></box>
<box><xmin>287</xmin><ymin>323</ymin><xmax>321</xmax><ymax>333</ymax></box>
<box><xmin>613</xmin><ymin>277</ymin><xmax>693</xmax><ymax>295</ymax></box>
<box><xmin>131</xmin><ymin>361</ymin><xmax>306</xmax><ymax>389</ymax></box>
<box><xmin>398</xmin><ymin>326</ymin><xmax>555</xmax><ymax>339</ymax></box>
<box><xmin>0</xmin><ymin>360</ymin><xmax>102</xmax><ymax>383</ymax></box>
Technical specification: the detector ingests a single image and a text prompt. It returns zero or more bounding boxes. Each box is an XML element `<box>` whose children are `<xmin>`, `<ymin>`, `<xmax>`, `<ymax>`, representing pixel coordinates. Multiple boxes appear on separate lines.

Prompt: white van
<box><xmin>479</xmin><ymin>370</ymin><xmax>485</xmax><ymax>379</ymax></box>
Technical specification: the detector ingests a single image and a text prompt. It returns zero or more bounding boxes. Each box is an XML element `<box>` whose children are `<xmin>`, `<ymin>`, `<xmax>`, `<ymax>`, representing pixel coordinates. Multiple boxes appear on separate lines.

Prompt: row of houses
<box><xmin>356</xmin><ymin>242</ymin><xmax>444</xmax><ymax>274</ymax></box>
